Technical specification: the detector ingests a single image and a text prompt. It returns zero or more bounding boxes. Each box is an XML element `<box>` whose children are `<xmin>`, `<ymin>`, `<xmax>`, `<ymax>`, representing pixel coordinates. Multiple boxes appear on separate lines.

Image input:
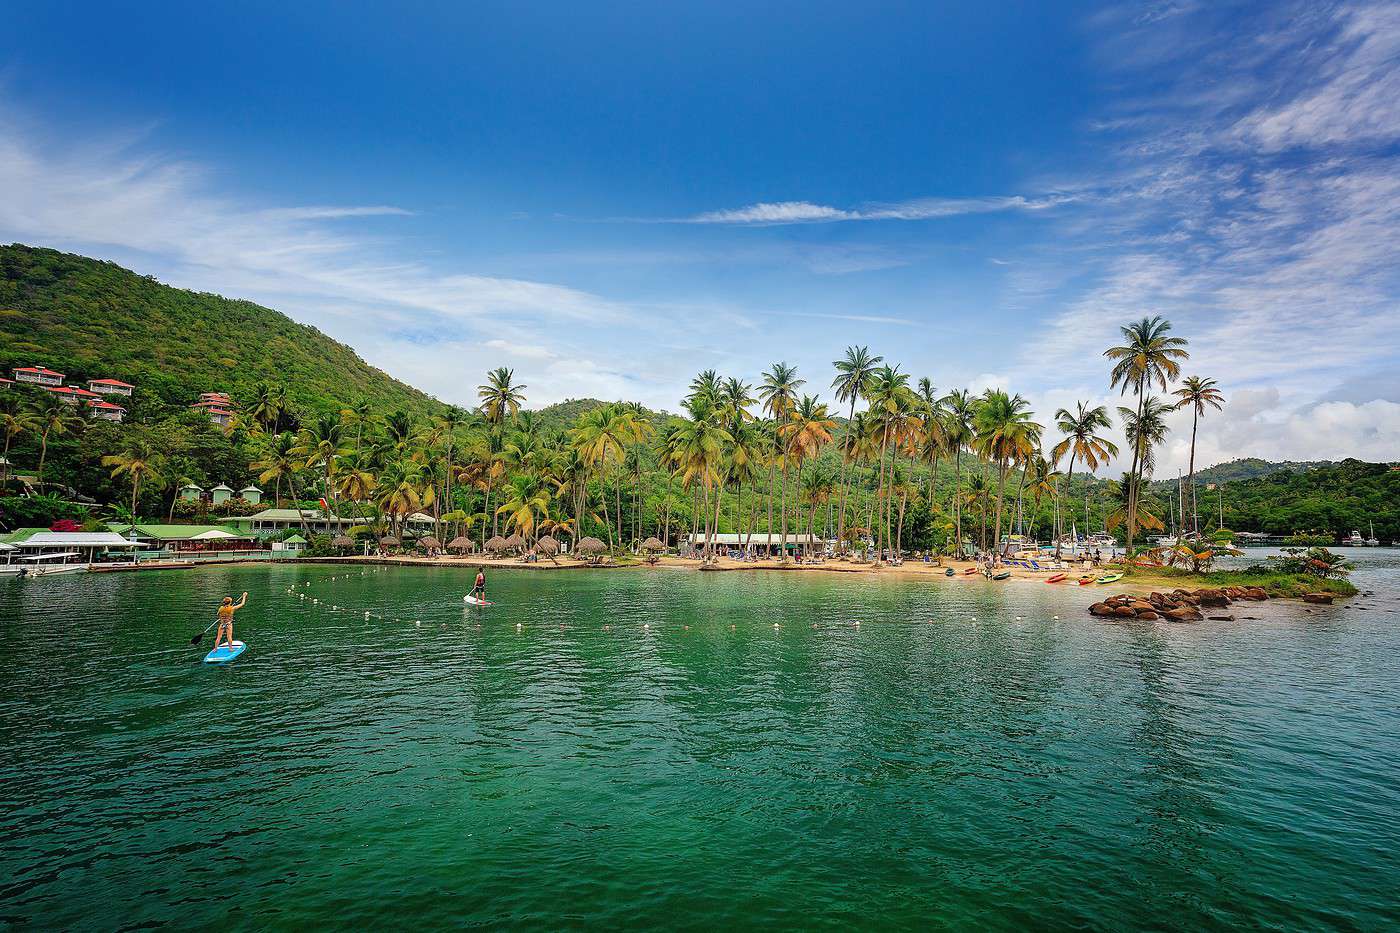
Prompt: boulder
<box><xmin>1208</xmin><ymin>615</ymin><xmax>1235</xmax><ymax>621</ymax></box>
<box><xmin>1302</xmin><ymin>592</ymin><xmax>1334</xmax><ymax>604</ymax></box>
<box><xmin>1163</xmin><ymin>606</ymin><xmax>1203</xmax><ymax>622</ymax></box>
<box><xmin>1196</xmin><ymin>589</ymin><xmax>1231</xmax><ymax>608</ymax></box>
<box><xmin>1136</xmin><ymin>610</ymin><xmax>1160</xmax><ymax>621</ymax></box>
<box><xmin>1243</xmin><ymin>587</ymin><xmax>1269</xmax><ymax>601</ymax></box>
<box><xmin>1112</xmin><ymin>606</ymin><xmax>1137</xmax><ymax>618</ymax></box>
<box><xmin>1089</xmin><ymin>602</ymin><xmax>1114</xmax><ymax>617</ymax></box>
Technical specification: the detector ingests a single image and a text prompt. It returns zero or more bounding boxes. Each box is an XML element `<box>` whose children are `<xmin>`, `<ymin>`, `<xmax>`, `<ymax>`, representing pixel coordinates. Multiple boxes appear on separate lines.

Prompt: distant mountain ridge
<box><xmin>0</xmin><ymin>244</ymin><xmax>440</xmax><ymax>418</ymax></box>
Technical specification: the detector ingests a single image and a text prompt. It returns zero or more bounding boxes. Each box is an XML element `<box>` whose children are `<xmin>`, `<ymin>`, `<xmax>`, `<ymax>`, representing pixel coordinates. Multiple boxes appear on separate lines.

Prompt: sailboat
<box><xmin>1366</xmin><ymin>522</ymin><xmax>1380</xmax><ymax>547</ymax></box>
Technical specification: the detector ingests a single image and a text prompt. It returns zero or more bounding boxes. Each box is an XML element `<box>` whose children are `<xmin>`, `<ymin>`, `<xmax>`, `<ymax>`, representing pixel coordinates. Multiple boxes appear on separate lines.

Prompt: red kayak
<box><xmin>963</xmin><ymin>567</ymin><xmax>980</xmax><ymax>575</ymax></box>
<box><xmin>1046</xmin><ymin>573</ymin><xmax>1068</xmax><ymax>584</ymax></box>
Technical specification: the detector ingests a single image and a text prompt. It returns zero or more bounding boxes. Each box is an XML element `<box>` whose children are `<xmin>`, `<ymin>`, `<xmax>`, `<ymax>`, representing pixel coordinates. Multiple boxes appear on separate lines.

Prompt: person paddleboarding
<box><xmin>214</xmin><ymin>592</ymin><xmax>248</xmax><ymax>650</ymax></box>
<box><xmin>469</xmin><ymin>567</ymin><xmax>486</xmax><ymax>603</ymax></box>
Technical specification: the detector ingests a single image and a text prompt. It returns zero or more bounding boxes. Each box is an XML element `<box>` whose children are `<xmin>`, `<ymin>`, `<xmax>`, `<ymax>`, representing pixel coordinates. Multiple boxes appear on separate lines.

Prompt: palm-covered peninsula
<box><xmin>2</xmin><ymin>245</ymin><xmax>1394</xmax><ymax>558</ymax></box>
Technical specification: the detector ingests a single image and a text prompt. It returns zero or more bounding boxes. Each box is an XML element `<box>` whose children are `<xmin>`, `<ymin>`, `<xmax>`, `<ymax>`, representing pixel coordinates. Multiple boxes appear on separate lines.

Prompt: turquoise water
<box><xmin>2</xmin><ymin>555</ymin><xmax>1398</xmax><ymax>929</ymax></box>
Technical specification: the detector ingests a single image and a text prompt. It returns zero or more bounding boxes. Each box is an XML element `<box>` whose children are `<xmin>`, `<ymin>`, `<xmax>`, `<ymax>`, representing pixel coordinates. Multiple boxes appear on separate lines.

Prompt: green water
<box><xmin>2</xmin><ymin>559</ymin><xmax>1398</xmax><ymax>929</ymax></box>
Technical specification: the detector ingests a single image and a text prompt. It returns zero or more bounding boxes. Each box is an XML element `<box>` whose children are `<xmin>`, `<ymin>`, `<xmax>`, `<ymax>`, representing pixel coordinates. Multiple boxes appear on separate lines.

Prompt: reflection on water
<box><xmin>1</xmin><ymin>555</ymin><xmax>1397</xmax><ymax>929</ymax></box>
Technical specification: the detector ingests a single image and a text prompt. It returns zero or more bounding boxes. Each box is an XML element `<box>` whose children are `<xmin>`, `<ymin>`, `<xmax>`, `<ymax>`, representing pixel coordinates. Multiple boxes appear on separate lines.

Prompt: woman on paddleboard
<box><xmin>215</xmin><ymin>592</ymin><xmax>248</xmax><ymax>650</ymax></box>
<box><xmin>470</xmin><ymin>568</ymin><xmax>486</xmax><ymax>602</ymax></box>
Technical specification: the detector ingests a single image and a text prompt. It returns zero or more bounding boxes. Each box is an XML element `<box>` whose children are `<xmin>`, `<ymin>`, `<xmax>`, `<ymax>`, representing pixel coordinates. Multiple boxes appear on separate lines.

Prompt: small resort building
<box><xmin>12</xmin><ymin>366</ymin><xmax>64</xmax><ymax>387</ymax></box>
<box><xmin>86</xmin><ymin>378</ymin><xmax>134</xmax><ymax>397</ymax></box>
<box><xmin>87</xmin><ymin>399</ymin><xmax>127</xmax><ymax>422</ymax></box>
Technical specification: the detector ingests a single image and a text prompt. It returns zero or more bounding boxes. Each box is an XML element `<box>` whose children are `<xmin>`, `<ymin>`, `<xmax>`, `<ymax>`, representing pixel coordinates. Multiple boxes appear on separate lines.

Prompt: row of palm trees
<box><xmin>18</xmin><ymin>316</ymin><xmax>1224</xmax><ymax>560</ymax></box>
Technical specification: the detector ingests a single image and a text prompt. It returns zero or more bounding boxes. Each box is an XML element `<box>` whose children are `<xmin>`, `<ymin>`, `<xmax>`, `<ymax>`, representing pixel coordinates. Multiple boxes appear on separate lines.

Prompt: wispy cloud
<box><xmin>670</xmin><ymin>194</ymin><xmax>1074</xmax><ymax>226</ymax></box>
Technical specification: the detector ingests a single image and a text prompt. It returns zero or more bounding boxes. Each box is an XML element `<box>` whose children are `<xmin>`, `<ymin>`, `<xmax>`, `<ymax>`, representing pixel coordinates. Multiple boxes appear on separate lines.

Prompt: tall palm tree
<box><xmin>478</xmin><ymin>368</ymin><xmax>526</xmax><ymax>536</ymax></box>
<box><xmin>0</xmin><ymin>398</ymin><xmax>39</xmax><ymax>488</ymax></box>
<box><xmin>784</xmin><ymin>394</ymin><xmax>836</xmax><ymax>553</ymax></box>
<box><xmin>673</xmin><ymin>396</ymin><xmax>732</xmax><ymax>558</ymax></box>
<box><xmin>864</xmin><ymin>365</ymin><xmax>910</xmax><ymax>561</ymax></box>
<box><xmin>340</xmin><ymin>399</ymin><xmax>375</xmax><ymax>458</ymax></box>
<box><xmin>941</xmin><ymin>389</ymin><xmax>976</xmax><ymax>556</ymax></box>
<box><xmin>758</xmin><ymin>362</ymin><xmax>804</xmax><ymax>557</ymax></box>
<box><xmin>292</xmin><ymin>413</ymin><xmax>348</xmax><ymax>506</ymax></box>
<box><xmin>1105</xmin><ymin>316</ymin><xmax>1189</xmax><ymax>548</ymax></box>
<box><xmin>972</xmin><ymin>390</ymin><xmax>1040</xmax><ymax>557</ymax></box>
<box><xmin>1050</xmin><ymin>402</ymin><xmax>1118</xmax><ymax>555</ymax></box>
<box><xmin>102</xmin><ymin>442</ymin><xmax>166</xmax><ymax>519</ymax></box>
<box><xmin>496</xmin><ymin>473</ymin><xmax>553</xmax><ymax>543</ymax></box>
<box><xmin>35</xmin><ymin>401</ymin><xmax>83</xmax><ymax>484</ymax></box>
<box><xmin>1172</xmin><ymin>376</ymin><xmax>1225</xmax><ymax>535</ymax></box>
<box><xmin>1118</xmin><ymin>396</ymin><xmax>1173</xmax><ymax>487</ymax></box>
<box><xmin>831</xmin><ymin>346</ymin><xmax>882</xmax><ymax>552</ymax></box>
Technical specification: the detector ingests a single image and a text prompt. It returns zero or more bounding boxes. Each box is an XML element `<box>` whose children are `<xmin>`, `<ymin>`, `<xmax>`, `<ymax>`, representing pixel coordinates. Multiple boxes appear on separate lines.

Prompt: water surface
<box><xmin>2</xmin><ymin>554</ymin><xmax>1398</xmax><ymax>929</ymax></box>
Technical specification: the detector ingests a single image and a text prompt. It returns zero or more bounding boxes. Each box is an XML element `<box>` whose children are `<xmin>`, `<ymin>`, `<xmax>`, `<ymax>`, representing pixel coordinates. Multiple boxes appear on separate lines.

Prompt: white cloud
<box><xmin>677</xmin><ymin>194</ymin><xmax>1073</xmax><ymax>226</ymax></box>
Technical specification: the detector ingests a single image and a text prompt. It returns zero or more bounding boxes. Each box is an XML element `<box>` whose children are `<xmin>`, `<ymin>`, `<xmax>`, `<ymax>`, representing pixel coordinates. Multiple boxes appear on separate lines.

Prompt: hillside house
<box><xmin>12</xmin><ymin>366</ymin><xmax>64</xmax><ymax>386</ymax></box>
<box><xmin>87</xmin><ymin>378</ymin><xmax>135</xmax><ymax>397</ymax></box>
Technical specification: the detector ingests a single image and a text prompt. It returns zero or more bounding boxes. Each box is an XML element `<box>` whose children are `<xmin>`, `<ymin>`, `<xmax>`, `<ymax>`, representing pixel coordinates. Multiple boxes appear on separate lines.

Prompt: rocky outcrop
<box><xmin>1302</xmin><ymin>592</ymin><xmax>1334</xmax><ymax>604</ymax></box>
<box><xmin>1087</xmin><ymin>586</ymin><xmax>1272</xmax><ymax>622</ymax></box>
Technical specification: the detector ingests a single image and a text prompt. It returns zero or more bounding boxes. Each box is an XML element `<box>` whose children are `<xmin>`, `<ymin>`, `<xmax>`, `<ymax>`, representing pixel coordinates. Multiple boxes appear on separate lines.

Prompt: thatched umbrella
<box><xmin>642</xmin><ymin>537</ymin><xmax>665</xmax><ymax>551</ymax></box>
<box><xmin>331</xmin><ymin>535</ymin><xmax>355</xmax><ymax>550</ymax></box>
<box><xmin>485</xmin><ymin>535</ymin><xmax>508</xmax><ymax>554</ymax></box>
<box><xmin>418</xmin><ymin>535</ymin><xmax>442</xmax><ymax>550</ymax></box>
<box><xmin>576</xmin><ymin>536</ymin><xmax>606</xmax><ymax>556</ymax></box>
<box><xmin>379</xmin><ymin>535</ymin><xmax>400</xmax><ymax>547</ymax></box>
<box><xmin>503</xmin><ymin>533</ymin><xmax>524</xmax><ymax>552</ymax></box>
<box><xmin>536</xmin><ymin>535</ymin><xmax>559</xmax><ymax>555</ymax></box>
<box><xmin>447</xmin><ymin>536</ymin><xmax>475</xmax><ymax>553</ymax></box>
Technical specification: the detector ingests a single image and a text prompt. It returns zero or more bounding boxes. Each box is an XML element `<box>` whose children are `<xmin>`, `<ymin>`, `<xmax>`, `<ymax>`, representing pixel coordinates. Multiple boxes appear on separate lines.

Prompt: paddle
<box><xmin>189</xmin><ymin>619</ymin><xmax>220</xmax><ymax>646</ymax></box>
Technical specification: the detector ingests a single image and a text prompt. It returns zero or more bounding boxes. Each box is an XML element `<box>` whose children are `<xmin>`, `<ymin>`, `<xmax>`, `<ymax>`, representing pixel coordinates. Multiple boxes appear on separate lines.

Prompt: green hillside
<box><xmin>0</xmin><ymin>244</ymin><xmax>439</xmax><ymax>419</ymax></box>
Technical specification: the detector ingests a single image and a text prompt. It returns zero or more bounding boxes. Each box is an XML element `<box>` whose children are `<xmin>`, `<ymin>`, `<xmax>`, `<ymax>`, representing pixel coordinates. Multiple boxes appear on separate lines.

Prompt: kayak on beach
<box><xmin>1046</xmin><ymin>573</ymin><xmax>1068</xmax><ymax>583</ymax></box>
<box><xmin>1096</xmin><ymin>573</ymin><xmax>1123</xmax><ymax>585</ymax></box>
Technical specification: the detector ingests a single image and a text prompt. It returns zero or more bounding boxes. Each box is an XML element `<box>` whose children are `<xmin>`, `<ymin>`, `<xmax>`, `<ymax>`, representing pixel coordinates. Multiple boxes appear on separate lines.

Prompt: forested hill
<box><xmin>0</xmin><ymin>244</ymin><xmax>440</xmax><ymax>418</ymax></box>
<box><xmin>1190</xmin><ymin>458</ymin><xmax>1333</xmax><ymax>485</ymax></box>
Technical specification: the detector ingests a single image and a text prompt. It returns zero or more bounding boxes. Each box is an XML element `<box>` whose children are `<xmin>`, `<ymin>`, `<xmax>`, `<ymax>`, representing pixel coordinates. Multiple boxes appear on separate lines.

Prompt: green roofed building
<box><xmin>106</xmin><ymin>523</ymin><xmax>261</xmax><ymax>554</ymax></box>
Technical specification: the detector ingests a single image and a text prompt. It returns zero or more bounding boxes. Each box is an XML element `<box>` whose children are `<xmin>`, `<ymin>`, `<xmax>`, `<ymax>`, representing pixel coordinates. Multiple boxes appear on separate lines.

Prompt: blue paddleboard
<box><xmin>204</xmin><ymin>640</ymin><xmax>246</xmax><ymax>663</ymax></box>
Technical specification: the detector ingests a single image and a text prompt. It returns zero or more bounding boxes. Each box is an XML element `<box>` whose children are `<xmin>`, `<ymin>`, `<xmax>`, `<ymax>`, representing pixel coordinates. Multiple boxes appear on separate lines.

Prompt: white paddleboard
<box><xmin>464</xmin><ymin>594</ymin><xmax>495</xmax><ymax>606</ymax></box>
<box><xmin>204</xmin><ymin>641</ymin><xmax>246</xmax><ymax>663</ymax></box>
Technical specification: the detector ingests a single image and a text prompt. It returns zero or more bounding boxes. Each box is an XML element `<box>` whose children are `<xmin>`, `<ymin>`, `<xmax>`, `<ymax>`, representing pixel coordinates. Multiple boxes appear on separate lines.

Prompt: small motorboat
<box><xmin>1045</xmin><ymin>573</ymin><xmax>1068</xmax><ymax>584</ymax></box>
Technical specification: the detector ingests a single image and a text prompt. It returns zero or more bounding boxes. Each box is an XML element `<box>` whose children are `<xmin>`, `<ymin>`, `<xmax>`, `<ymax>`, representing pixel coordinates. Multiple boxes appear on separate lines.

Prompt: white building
<box><xmin>87</xmin><ymin>378</ymin><xmax>135</xmax><ymax>397</ymax></box>
<box><xmin>12</xmin><ymin>366</ymin><xmax>64</xmax><ymax>386</ymax></box>
<box><xmin>88</xmin><ymin>399</ymin><xmax>127</xmax><ymax>422</ymax></box>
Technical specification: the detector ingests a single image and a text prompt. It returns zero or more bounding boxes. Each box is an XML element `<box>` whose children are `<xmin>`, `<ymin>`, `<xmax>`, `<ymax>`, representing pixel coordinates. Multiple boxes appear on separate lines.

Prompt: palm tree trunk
<box><xmin>952</xmin><ymin>448</ymin><xmax>963</xmax><ymax>557</ymax></box>
<box><xmin>766</xmin><ymin>459</ymin><xmax>776</xmax><ymax>554</ymax></box>
<box><xmin>1057</xmin><ymin>454</ymin><xmax>1077</xmax><ymax>558</ymax></box>
<box><xmin>873</xmin><ymin>424</ymin><xmax>890</xmax><ymax>561</ymax></box>
<box><xmin>835</xmin><ymin>398</ymin><xmax>856</xmax><ymax>552</ymax></box>
<box><xmin>993</xmin><ymin>460</ymin><xmax>1009</xmax><ymax>559</ymax></box>
<box><xmin>37</xmin><ymin>432</ymin><xmax>50</xmax><ymax>481</ymax></box>
<box><xmin>1188</xmin><ymin>407</ymin><xmax>1200</xmax><ymax>536</ymax></box>
<box><xmin>1125</xmin><ymin>378</ymin><xmax>1146</xmax><ymax>550</ymax></box>
<box><xmin>131</xmin><ymin>475</ymin><xmax>140</xmax><ymax>520</ymax></box>
<box><xmin>711</xmin><ymin>480</ymin><xmax>724</xmax><ymax>560</ymax></box>
<box><xmin>1</xmin><ymin>433</ymin><xmax>12</xmax><ymax>486</ymax></box>
<box><xmin>779</xmin><ymin>452</ymin><xmax>790</xmax><ymax>559</ymax></box>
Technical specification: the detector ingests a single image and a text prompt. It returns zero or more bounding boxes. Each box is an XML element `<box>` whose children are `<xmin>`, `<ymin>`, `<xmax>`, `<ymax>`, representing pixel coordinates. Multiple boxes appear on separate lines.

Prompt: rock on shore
<box><xmin>1088</xmin><ymin>586</ymin><xmax>1270</xmax><ymax>623</ymax></box>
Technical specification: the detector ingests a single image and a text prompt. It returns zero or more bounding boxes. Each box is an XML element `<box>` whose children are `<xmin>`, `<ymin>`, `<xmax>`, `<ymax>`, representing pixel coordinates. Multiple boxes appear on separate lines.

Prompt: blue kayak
<box><xmin>204</xmin><ymin>641</ymin><xmax>246</xmax><ymax>664</ymax></box>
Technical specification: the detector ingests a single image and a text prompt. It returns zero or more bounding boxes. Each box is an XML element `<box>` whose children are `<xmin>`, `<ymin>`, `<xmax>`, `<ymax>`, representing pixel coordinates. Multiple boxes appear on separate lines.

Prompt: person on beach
<box><xmin>215</xmin><ymin>592</ymin><xmax>247</xmax><ymax>649</ymax></box>
<box><xmin>470</xmin><ymin>567</ymin><xmax>486</xmax><ymax>601</ymax></box>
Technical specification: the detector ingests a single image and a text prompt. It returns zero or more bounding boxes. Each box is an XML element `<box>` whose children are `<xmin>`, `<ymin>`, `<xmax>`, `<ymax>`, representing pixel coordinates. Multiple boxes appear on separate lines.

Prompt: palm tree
<box><xmin>1025</xmin><ymin>454</ymin><xmax>1061</xmax><ymax>540</ymax></box>
<box><xmin>1050</xmin><ymin>402</ymin><xmax>1118</xmax><ymax>555</ymax></box>
<box><xmin>941</xmin><ymin>389</ymin><xmax>976</xmax><ymax>556</ymax></box>
<box><xmin>1119</xmin><ymin>396</ymin><xmax>1173</xmax><ymax>489</ymax></box>
<box><xmin>102</xmin><ymin>442</ymin><xmax>166</xmax><ymax>519</ymax></box>
<box><xmin>972</xmin><ymin>390</ymin><xmax>1041</xmax><ymax>558</ymax></box>
<box><xmin>785</xmin><ymin>394</ymin><xmax>836</xmax><ymax>554</ymax></box>
<box><xmin>35</xmin><ymin>401</ymin><xmax>83</xmax><ymax>484</ymax></box>
<box><xmin>864</xmin><ymin>365</ymin><xmax>910</xmax><ymax>561</ymax></box>
<box><xmin>831</xmin><ymin>346</ymin><xmax>882</xmax><ymax>551</ymax></box>
<box><xmin>251</xmin><ymin>432</ymin><xmax>301</xmax><ymax>508</ymax></box>
<box><xmin>341</xmin><ymin>399</ymin><xmax>375</xmax><ymax>458</ymax></box>
<box><xmin>0</xmin><ymin>398</ymin><xmax>39</xmax><ymax>488</ymax></box>
<box><xmin>1172</xmin><ymin>376</ymin><xmax>1225</xmax><ymax>536</ymax></box>
<box><xmin>292</xmin><ymin>413</ymin><xmax>348</xmax><ymax>506</ymax></box>
<box><xmin>496</xmin><ymin>473</ymin><xmax>553</xmax><ymax>543</ymax></box>
<box><xmin>478</xmin><ymin>367</ymin><xmax>527</xmax><ymax>424</ymax></box>
<box><xmin>672</xmin><ymin>396</ymin><xmax>732</xmax><ymax>558</ymax></box>
<box><xmin>1105</xmin><ymin>473</ymin><xmax>1165</xmax><ymax>538</ymax></box>
<box><xmin>1105</xmin><ymin>316</ymin><xmax>1189</xmax><ymax>548</ymax></box>
<box><xmin>377</xmin><ymin>458</ymin><xmax>434</xmax><ymax>537</ymax></box>
<box><xmin>759</xmin><ymin>362</ymin><xmax>804</xmax><ymax>557</ymax></box>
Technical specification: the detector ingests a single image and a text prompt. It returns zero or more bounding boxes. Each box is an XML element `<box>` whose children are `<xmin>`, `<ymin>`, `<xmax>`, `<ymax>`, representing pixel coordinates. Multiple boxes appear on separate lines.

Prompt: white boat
<box><xmin>1343</xmin><ymin>530</ymin><xmax>1365</xmax><ymax>546</ymax></box>
<box><xmin>1366</xmin><ymin>523</ymin><xmax>1380</xmax><ymax>547</ymax></box>
<box><xmin>0</xmin><ymin>552</ymin><xmax>88</xmax><ymax>576</ymax></box>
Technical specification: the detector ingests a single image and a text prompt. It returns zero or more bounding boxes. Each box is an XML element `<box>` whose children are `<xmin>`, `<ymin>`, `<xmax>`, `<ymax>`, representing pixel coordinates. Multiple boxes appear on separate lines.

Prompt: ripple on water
<box><xmin>2</xmin><ymin>560</ymin><xmax>1398</xmax><ymax>929</ymax></box>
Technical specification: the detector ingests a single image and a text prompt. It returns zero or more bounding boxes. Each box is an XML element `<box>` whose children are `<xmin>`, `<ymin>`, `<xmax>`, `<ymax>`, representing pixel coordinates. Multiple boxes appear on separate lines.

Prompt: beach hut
<box><xmin>447</xmin><ymin>536</ymin><xmax>476</xmax><ymax>553</ymax></box>
<box><xmin>503</xmin><ymin>533</ymin><xmax>524</xmax><ymax>553</ymax></box>
<box><xmin>485</xmin><ymin>535</ymin><xmax>508</xmax><ymax>555</ymax></box>
<box><xmin>331</xmin><ymin>534</ymin><xmax>355</xmax><ymax>553</ymax></box>
<box><xmin>379</xmin><ymin>534</ymin><xmax>400</xmax><ymax>548</ymax></box>
<box><xmin>418</xmin><ymin>535</ymin><xmax>442</xmax><ymax>554</ymax></box>
<box><xmin>536</xmin><ymin>535</ymin><xmax>559</xmax><ymax>555</ymax></box>
<box><xmin>642</xmin><ymin>536</ymin><xmax>665</xmax><ymax>563</ymax></box>
<box><xmin>576</xmin><ymin>536</ymin><xmax>606</xmax><ymax>562</ymax></box>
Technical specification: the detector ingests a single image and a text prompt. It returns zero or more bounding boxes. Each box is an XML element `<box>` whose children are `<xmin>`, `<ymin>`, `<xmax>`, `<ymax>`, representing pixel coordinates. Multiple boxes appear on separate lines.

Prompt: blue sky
<box><xmin>3</xmin><ymin>1</ymin><xmax>1398</xmax><ymax>471</ymax></box>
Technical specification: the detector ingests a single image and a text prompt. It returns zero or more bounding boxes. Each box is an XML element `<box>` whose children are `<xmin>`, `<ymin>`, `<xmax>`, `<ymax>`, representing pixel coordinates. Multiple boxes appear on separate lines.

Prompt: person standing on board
<box><xmin>470</xmin><ymin>567</ymin><xmax>486</xmax><ymax>602</ymax></box>
<box><xmin>215</xmin><ymin>592</ymin><xmax>248</xmax><ymax>649</ymax></box>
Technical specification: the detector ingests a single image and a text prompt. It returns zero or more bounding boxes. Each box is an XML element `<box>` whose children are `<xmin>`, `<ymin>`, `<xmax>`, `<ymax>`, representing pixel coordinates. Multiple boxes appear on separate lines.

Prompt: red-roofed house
<box><xmin>12</xmin><ymin>366</ymin><xmax>64</xmax><ymax>387</ymax></box>
<box><xmin>88</xmin><ymin>399</ymin><xmax>127</xmax><ymax>422</ymax></box>
<box><xmin>44</xmin><ymin>385</ymin><xmax>99</xmax><ymax>406</ymax></box>
<box><xmin>192</xmin><ymin>392</ymin><xmax>236</xmax><ymax>426</ymax></box>
<box><xmin>87</xmin><ymin>378</ymin><xmax>135</xmax><ymax>397</ymax></box>
<box><xmin>0</xmin><ymin>377</ymin><xmax>13</xmax><ymax>389</ymax></box>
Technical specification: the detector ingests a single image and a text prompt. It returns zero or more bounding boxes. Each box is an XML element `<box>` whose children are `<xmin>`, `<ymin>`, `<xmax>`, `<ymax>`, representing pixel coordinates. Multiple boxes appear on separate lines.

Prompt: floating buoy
<box><xmin>365</xmin><ymin>611</ymin><xmax>371</xmax><ymax>619</ymax></box>
<box><xmin>516</xmin><ymin>623</ymin><xmax>523</xmax><ymax>632</ymax></box>
<box><xmin>1052</xmin><ymin>615</ymin><xmax>1060</xmax><ymax>620</ymax></box>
